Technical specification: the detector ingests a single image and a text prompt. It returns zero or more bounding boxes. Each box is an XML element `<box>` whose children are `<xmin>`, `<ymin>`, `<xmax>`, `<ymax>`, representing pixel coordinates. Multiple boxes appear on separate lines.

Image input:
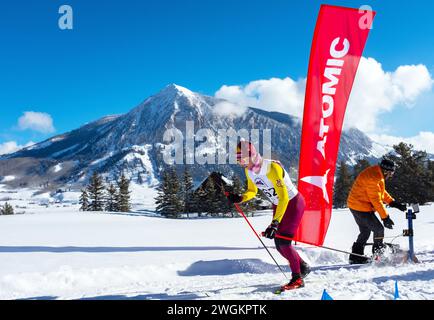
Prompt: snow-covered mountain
<box><xmin>0</xmin><ymin>84</ymin><xmax>389</xmax><ymax>190</ymax></box>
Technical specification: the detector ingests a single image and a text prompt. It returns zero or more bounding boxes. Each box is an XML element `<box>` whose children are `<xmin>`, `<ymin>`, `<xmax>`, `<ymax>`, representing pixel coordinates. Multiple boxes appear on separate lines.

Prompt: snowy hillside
<box><xmin>0</xmin><ymin>185</ymin><xmax>433</xmax><ymax>300</ymax></box>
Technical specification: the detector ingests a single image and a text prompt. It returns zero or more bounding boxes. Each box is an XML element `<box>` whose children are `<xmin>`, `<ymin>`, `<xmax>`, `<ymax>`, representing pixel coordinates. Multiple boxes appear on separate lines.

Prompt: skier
<box><xmin>226</xmin><ymin>141</ymin><xmax>310</xmax><ymax>291</ymax></box>
<box><xmin>347</xmin><ymin>158</ymin><xmax>407</xmax><ymax>264</ymax></box>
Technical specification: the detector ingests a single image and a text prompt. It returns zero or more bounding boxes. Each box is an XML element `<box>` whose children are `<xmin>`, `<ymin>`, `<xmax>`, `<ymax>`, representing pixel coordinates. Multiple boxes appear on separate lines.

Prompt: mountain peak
<box><xmin>160</xmin><ymin>83</ymin><xmax>195</xmax><ymax>98</ymax></box>
<box><xmin>149</xmin><ymin>83</ymin><xmax>206</xmax><ymax>113</ymax></box>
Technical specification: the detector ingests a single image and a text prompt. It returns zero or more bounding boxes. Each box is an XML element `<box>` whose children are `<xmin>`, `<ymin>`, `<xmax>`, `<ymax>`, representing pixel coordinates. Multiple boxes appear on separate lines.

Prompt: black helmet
<box><xmin>380</xmin><ymin>158</ymin><xmax>396</xmax><ymax>172</ymax></box>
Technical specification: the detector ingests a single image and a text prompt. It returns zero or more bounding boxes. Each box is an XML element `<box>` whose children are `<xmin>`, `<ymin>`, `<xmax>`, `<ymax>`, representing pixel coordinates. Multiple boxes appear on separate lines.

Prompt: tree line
<box><xmin>79</xmin><ymin>172</ymin><xmax>131</xmax><ymax>212</ymax></box>
<box><xmin>333</xmin><ymin>142</ymin><xmax>434</xmax><ymax>208</ymax></box>
<box><xmin>154</xmin><ymin>168</ymin><xmax>266</xmax><ymax>218</ymax></box>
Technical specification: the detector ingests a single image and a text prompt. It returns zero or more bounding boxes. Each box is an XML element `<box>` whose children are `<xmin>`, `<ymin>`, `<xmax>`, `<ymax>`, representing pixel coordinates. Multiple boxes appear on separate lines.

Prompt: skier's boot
<box><xmin>349</xmin><ymin>242</ymin><xmax>370</xmax><ymax>265</ymax></box>
<box><xmin>300</xmin><ymin>260</ymin><xmax>311</xmax><ymax>279</ymax></box>
<box><xmin>280</xmin><ymin>273</ymin><xmax>305</xmax><ymax>291</ymax></box>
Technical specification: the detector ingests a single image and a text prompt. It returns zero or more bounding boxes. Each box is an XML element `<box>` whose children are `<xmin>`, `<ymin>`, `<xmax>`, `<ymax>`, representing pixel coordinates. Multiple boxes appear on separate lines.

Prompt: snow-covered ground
<box><xmin>0</xmin><ymin>185</ymin><xmax>433</xmax><ymax>300</ymax></box>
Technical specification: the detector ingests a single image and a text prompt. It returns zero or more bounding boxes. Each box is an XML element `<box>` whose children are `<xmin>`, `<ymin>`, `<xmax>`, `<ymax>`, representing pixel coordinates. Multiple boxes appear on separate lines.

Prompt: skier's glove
<box><xmin>264</xmin><ymin>220</ymin><xmax>279</xmax><ymax>239</ymax></box>
<box><xmin>382</xmin><ymin>216</ymin><xmax>395</xmax><ymax>229</ymax></box>
<box><xmin>389</xmin><ymin>201</ymin><xmax>407</xmax><ymax>212</ymax></box>
<box><xmin>227</xmin><ymin>193</ymin><xmax>243</xmax><ymax>204</ymax></box>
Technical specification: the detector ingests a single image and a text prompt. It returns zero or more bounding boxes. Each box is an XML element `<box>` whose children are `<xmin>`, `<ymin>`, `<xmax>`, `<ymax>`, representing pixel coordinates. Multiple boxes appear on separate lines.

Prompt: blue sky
<box><xmin>0</xmin><ymin>0</ymin><xmax>433</xmax><ymax>153</ymax></box>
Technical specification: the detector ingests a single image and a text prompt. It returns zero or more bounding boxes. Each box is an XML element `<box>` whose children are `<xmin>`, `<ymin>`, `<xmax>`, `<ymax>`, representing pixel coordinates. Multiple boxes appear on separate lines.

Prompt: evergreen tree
<box><xmin>353</xmin><ymin>158</ymin><xmax>371</xmax><ymax>180</ymax></box>
<box><xmin>87</xmin><ymin>172</ymin><xmax>105</xmax><ymax>211</ymax></box>
<box><xmin>182</xmin><ymin>168</ymin><xmax>195</xmax><ymax>217</ymax></box>
<box><xmin>333</xmin><ymin>161</ymin><xmax>353</xmax><ymax>208</ymax></box>
<box><xmin>1</xmin><ymin>202</ymin><xmax>14</xmax><ymax>215</ymax></box>
<box><xmin>117</xmin><ymin>173</ymin><xmax>131</xmax><ymax>212</ymax></box>
<box><xmin>429</xmin><ymin>160</ymin><xmax>434</xmax><ymax>201</ymax></box>
<box><xmin>169</xmin><ymin>168</ymin><xmax>183</xmax><ymax>217</ymax></box>
<box><xmin>187</xmin><ymin>185</ymin><xmax>202</xmax><ymax>216</ymax></box>
<box><xmin>155</xmin><ymin>170</ymin><xmax>171</xmax><ymax>216</ymax></box>
<box><xmin>387</xmin><ymin>142</ymin><xmax>432</xmax><ymax>204</ymax></box>
<box><xmin>155</xmin><ymin>168</ymin><xmax>183</xmax><ymax>217</ymax></box>
<box><xmin>79</xmin><ymin>188</ymin><xmax>90</xmax><ymax>211</ymax></box>
<box><xmin>106</xmin><ymin>183</ymin><xmax>119</xmax><ymax>212</ymax></box>
<box><xmin>202</xmin><ymin>177</ymin><xmax>220</xmax><ymax>216</ymax></box>
<box><xmin>194</xmin><ymin>187</ymin><xmax>207</xmax><ymax>217</ymax></box>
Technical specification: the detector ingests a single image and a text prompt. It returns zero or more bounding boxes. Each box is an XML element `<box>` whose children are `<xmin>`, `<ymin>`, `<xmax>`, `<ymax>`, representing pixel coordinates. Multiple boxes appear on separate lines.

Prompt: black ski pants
<box><xmin>350</xmin><ymin>209</ymin><xmax>384</xmax><ymax>247</ymax></box>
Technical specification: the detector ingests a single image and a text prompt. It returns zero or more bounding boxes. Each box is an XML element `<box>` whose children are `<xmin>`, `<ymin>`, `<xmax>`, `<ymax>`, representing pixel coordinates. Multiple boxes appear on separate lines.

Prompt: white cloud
<box><xmin>214</xmin><ymin>58</ymin><xmax>433</xmax><ymax>134</ymax></box>
<box><xmin>0</xmin><ymin>141</ymin><xmax>35</xmax><ymax>156</ymax></box>
<box><xmin>345</xmin><ymin>58</ymin><xmax>433</xmax><ymax>132</ymax></box>
<box><xmin>369</xmin><ymin>132</ymin><xmax>434</xmax><ymax>154</ymax></box>
<box><xmin>212</xmin><ymin>101</ymin><xmax>247</xmax><ymax>118</ymax></box>
<box><xmin>392</xmin><ymin>64</ymin><xmax>433</xmax><ymax>103</ymax></box>
<box><xmin>215</xmin><ymin>77</ymin><xmax>306</xmax><ymax>118</ymax></box>
<box><xmin>17</xmin><ymin>111</ymin><xmax>55</xmax><ymax>133</ymax></box>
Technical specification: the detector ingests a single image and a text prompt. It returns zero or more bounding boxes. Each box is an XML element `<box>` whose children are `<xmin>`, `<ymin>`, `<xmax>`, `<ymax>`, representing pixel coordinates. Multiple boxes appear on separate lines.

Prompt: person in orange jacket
<box><xmin>347</xmin><ymin>158</ymin><xmax>407</xmax><ymax>264</ymax></box>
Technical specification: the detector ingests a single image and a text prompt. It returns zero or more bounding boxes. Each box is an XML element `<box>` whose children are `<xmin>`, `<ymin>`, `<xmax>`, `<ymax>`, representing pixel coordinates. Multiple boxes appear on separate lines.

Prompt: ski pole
<box><xmin>224</xmin><ymin>192</ymin><xmax>290</xmax><ymax>282</ymax></box>
<box><xmin>271</xmin><ymin>234</ymin><xmax>372</xmax><ymax>261</ymax></box>
<box><xmin>374</xmin><ymin>233</ymin><xmax>404</xmax><ymax>240</ymax></box>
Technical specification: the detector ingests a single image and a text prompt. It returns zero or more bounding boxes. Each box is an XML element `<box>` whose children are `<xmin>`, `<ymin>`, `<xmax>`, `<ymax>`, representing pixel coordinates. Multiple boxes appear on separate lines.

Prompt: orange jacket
<box><xmin>347</xmin><ymin>165</ymin><xmax>394</xmax><ymax>219</ymax></box>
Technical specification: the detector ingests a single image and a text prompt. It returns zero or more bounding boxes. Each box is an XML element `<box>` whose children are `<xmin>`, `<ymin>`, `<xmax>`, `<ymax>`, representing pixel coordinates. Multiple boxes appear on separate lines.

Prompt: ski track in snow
<box><xmin>0</xmin><ymin>186</ymin><xmax>433</xmax><ymax>300</ymax></box>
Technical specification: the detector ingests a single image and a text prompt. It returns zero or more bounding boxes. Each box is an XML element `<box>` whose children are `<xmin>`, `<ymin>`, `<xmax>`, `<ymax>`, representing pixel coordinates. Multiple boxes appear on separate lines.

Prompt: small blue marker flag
<box><xmin>321</xmin><ymin>289</ymin><xmax>333</xmax><ymax>300</ymax></box>
<box><xmin>394</xmin><ymin>281</ymin><xmax>400</xmax><ymax>300</ymax></box>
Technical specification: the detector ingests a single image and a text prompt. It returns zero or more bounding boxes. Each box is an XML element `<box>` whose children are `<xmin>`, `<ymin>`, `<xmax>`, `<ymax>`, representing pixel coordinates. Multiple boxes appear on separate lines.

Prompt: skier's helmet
<box><xmin>380</xmin><ymin>158</ymin><xmax>396</xmax><ymax>172</ymax></box>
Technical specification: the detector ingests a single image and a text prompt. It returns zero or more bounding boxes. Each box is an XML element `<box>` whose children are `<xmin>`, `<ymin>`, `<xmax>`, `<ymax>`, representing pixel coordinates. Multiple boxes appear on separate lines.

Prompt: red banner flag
<box><xmin>295</xmin><ymin>5</ymin><xmax>375</xmax><ymax>246</ymax></box>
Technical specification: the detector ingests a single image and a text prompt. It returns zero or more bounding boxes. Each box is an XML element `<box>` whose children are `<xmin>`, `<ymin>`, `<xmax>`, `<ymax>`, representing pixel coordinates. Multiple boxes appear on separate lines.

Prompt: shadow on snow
<box><xmin>16</xmin><ymin>296</ymin><xmax>58</xmax><ymax>300</ymax></box>
<box><xmin>79</xmin><ymin>292</ymin><xmax>204</xmax><ymax>300</ymax></box>
<box><xmin>178</xmin><ymin>258</ymin><xmax>290</xmax><ymax>276</ymax></box>
<box><xmin>373</xmin><ymin>268</ymin><xmax>434</xmax><ymax>284</ymax></box>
